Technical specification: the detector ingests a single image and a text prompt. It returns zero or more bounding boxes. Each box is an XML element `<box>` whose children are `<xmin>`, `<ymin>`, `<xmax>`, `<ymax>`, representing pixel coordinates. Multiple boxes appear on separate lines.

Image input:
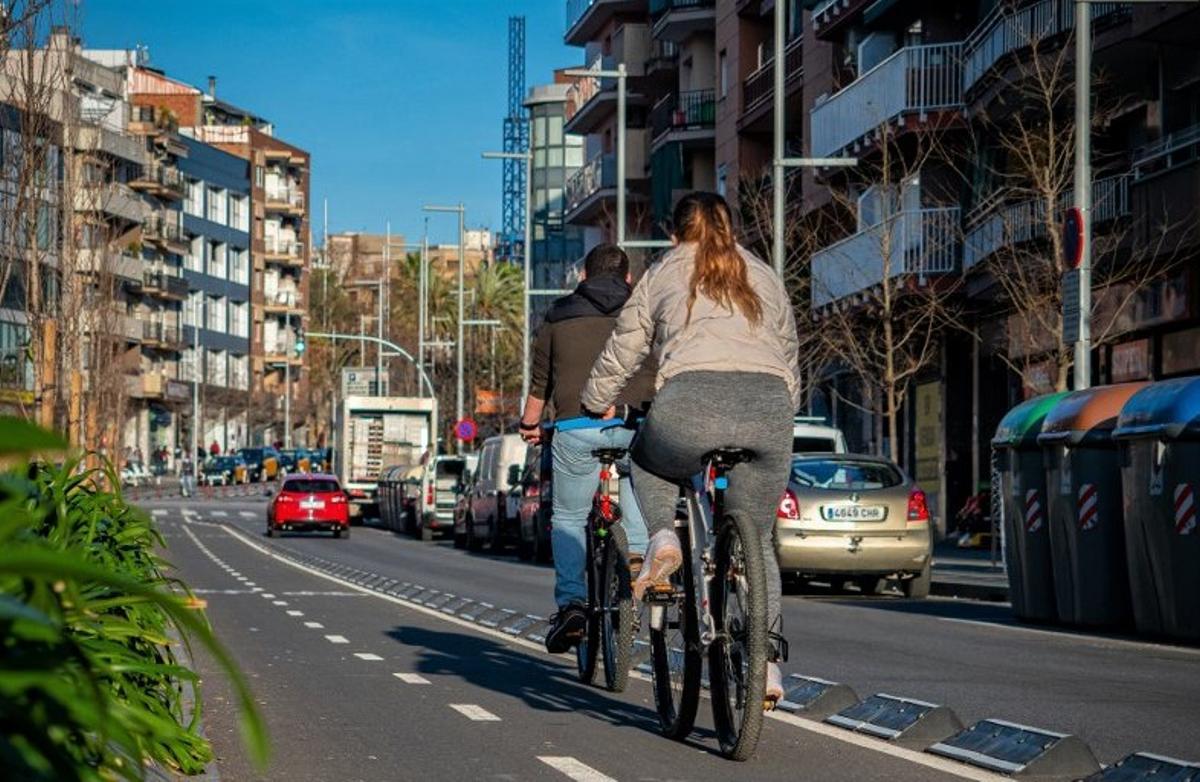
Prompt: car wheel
<box><xmin>419</xmin><ymin>520</ymin><xmax>434</xmax><ymax>542</ymax></box>
<box><xmin>516</xmin><ymin>528</ymin><xmax>534</xmax><ymax>561</ymax></box>
<box><xmin>453</xmin><ymin>522</ymin><xmax>467</xmax><ymax>549</ymax></box>
<box><xmin>466</xmin><ymin>514</ymin><xmax>483</xmax><ymax>552</ymax></box>
<box><xmin>339</xmin><ymin>526</ymin><xmax>350</xmax><ymax>540</ymax></box>
<box><xmin>534</xmin><ymin>527</ymin><xmax>553</xmax><ymax>564</ymax></box>
<box><xmin>903</xmin><ymin>563</ymin><xmax>931</xmax><ymax>599</ymax></box>
<box><xmin>856</xmin><ymin>576</ymin><xmax>886</xmax><ymax>596</ymax></box>
<box><xmin>486</xmin><ymin>516</ymin><xmax>505</xmax><ymax>553</ymax></box>
<box><xmin>267</xmin><ymin>525</ymin><xmax>277</xmax><ymax>538</ymax></box>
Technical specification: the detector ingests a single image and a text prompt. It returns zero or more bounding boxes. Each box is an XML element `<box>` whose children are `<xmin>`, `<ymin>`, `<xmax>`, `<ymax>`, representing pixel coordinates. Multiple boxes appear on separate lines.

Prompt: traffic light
<box><xmin>294</xmin><ymin>327</ymin><xmax>306</xmax><ymax>357</ymax></box>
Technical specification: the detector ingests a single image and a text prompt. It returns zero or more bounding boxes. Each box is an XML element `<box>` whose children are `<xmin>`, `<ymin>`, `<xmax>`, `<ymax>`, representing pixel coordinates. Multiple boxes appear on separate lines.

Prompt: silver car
<box><xmin>774</xmin><ymin>453</ymin><xmax>933</xmax><ymax>598</ymax></box>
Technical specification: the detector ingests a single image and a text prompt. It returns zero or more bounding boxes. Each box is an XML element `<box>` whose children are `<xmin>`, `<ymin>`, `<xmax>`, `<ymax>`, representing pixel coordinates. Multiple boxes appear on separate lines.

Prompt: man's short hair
<box><xmin>583</xmin><ymin>243</ymin><xmax>629</xmax><ymax>279</ymax></box>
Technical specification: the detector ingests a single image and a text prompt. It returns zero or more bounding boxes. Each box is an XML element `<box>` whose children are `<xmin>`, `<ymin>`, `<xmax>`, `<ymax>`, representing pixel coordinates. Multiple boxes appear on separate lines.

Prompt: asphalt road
<box><xmin>152</xmin><ymin>496</ymin><xmax>1200</xmax><ymax>779</ymax></box>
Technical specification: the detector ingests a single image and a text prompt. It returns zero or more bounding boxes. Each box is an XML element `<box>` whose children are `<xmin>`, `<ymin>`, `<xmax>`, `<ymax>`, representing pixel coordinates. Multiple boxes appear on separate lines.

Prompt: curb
<box><xmin>931</xmin><ymin>577</ymin><xmax>1009</xmax><ymax>603</ymax></box>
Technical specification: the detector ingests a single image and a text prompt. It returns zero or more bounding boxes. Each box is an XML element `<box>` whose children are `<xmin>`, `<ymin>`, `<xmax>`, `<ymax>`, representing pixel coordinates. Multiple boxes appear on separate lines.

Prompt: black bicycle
<box><xmin>644</xmin><ymin>448</ymin><xmax>784</xmax><ymax>761</ymax></box>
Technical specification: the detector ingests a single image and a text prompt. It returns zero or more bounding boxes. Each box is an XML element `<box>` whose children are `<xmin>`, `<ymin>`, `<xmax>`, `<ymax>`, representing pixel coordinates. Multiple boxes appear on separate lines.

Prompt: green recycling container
<box><xmin>1037</xmin><ymin>383</ymin><xmax>1148</xmax><ymax>628</ymax></box>
<box><xmin>1113</xmin><ymin>376</ymin><xmax>1200</xmax><ymax>641</ymax></box>
<box><xmin>993</xmin><ymin>392</ymin><xmax>1069</xmax><ymax>622</ymax></box>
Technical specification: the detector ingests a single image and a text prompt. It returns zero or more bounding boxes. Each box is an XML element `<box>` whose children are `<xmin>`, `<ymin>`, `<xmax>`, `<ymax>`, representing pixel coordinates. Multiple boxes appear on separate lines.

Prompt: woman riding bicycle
<box><xmin>582</xmin><ymin>191</ymin><xmax>802</xmax><ymax>703</ymax></box>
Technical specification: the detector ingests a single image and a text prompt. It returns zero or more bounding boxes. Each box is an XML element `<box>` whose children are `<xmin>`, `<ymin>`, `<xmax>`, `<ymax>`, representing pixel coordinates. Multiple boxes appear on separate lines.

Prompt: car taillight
<box><xmin>526</xmin><ymin>485</ymin><xmax>539</xmax><ymax>498</ymax></box>
<box><xmin>426</xmin><ymin>485</ymin><xmax>434</xmax><ymax>505</ymax></box>
<box><xmin>777</xmin><ymin>488</ymin><xmax>800</xmax><ymax>521</ymax></box>
<box><xmin>907</xmin><ymin>488</ymin><xmax>929</xmax><ymax>522</ymax></box>
<box><xmin>275</xmin><ymin>493</ymin><xmax>296</xmax><ymax>504</ymax></box>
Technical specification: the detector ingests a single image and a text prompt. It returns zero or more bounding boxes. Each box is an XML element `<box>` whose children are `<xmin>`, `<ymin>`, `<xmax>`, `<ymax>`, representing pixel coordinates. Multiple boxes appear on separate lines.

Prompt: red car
<box><xmin>268</xmin><ymin>474</ymin><xmax>351</xmax><ymax>538</ymax></box>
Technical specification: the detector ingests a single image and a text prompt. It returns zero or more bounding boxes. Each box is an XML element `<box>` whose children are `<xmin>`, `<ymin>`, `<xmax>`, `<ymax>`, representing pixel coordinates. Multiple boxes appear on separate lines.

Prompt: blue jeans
<box><xmin>551</xmin><ymin>425</ymin><xmax>649</xmax><ymax>608</ymax></box>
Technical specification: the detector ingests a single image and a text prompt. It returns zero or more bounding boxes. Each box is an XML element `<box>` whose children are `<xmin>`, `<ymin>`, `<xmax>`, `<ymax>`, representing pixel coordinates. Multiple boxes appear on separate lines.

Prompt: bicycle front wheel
<box><xmin>708</xmin><ymin>511</ymin><xmax>769</xmax><ymax>761</ymax></box>
<box><xmin>576</xmin><ymin>523</ymin><xmax>600</xmax><ymax>685</ymax></box>
<box><xmin>648</xmin><ymin>524</ymin><xmax>701</xmax><ymax>740</ymax></box>
<box><xmin>599</xmin><ymin>525</ymin><xmax>634</xmax><ymax>693</ymax></box>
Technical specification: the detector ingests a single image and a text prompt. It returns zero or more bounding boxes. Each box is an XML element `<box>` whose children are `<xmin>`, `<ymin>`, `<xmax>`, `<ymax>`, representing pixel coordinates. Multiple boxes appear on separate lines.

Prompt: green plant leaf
<box><xmin>0</xmin><ymin>418</ymin><xmax>67</xmax><ymax>455</ymax></box>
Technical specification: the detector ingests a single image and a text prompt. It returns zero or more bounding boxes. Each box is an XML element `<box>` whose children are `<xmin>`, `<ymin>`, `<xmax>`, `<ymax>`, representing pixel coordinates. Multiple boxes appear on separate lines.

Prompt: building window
<box><xmin>187</xmin><ymin>235</ymin><xmax>203</xmax><ymax>272</ymax></box>
<box><xmin>206</xmin><ymin>296</ymin><xmax>226</xmax><ymax>333</ymax></box>
<box><xmin>230</xmin><ymin>300</ymin><xmax>249</xmax><ymax>338</ymax></box>
<box><xmin>231</xmin><ymin>247</ymin><xmax>249</xmax><ymax>285</ymax></box>
<box><xmin>206</xmin><ymin>186</ymin><xmax>226</xmax><ymax>224</ymax></box>
<box><xmin>208</xmin><ymin>241</ymin><xmax>226</xmax><ymax>278</ymax></box>
<box><xmin>254</xmin><ymin>165</ymin><xmax>264</xmax><ymax>187</ymax></box>
<box><xmin>184</xmin><ymin>291</ymin><xmax>202</xmax><ymax>327</ymax></box>
<box><xmin>719</xmin><ymin>50</ymin><xmax>728</xmax><ymax>99</ymax></box>
<box><xmin>230</xmin><ymin>194</ymin><xmax>248</xmax><ymax>231</ymax></box>
<box><xmin>185</xmin><ymin>178</ymin><xmax>202</xmax><ymax>216</ymax></box>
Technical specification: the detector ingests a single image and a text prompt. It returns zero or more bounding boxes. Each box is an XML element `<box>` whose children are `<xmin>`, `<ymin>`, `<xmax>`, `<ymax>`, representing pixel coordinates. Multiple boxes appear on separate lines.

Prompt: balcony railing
<box><xmin>741</xmin><ymin>37</ymin><xmax>805</xmax><ymax>117</ymax></box>
<box><xmin>1133</xmin><ymin>123</ymin><xmax>1200</xmax><ymax>179</ymax></box>
<box><xmin>266</xmin><ymin>290</ymin><xmax>303</xmax><ymax>309</ymax></box>
<box><xmin>143</xmin><ymin>321</ymin><xmax>181</xmax><ymax>347</ymax></box>
<box><xmin>265</xmin><ymin>237</ymin><xmax>304</xmax><ymax>257</ymax></box>
<box><xmin>264</xmin><ymin>187</ymin><xmax>305</xmax><ymax>211</ymax></box>
<box><xmin>565</xmin><ymin>153</ymin><xmax>616</xmax><ymax>214</ymax></box>
<box><xmin>962</xmin><ymin>1</ymin><xmax>1128</xmax><ymax>96</ymax></box>
<box><xmin>812</xmin><ymin>207</ymin><xmax>961</xmax><ymax>307</ymax></box>
<box><xmin>651</xmin><ymin>89</ymin><xmax>716</xmax><ymax>141</ymax></box>
<box><xmin>963</xmin><ymin>173</ymin><xmax>1131</xmax><ymax>270</ymax></box>
<box><xmin>142</xmin><ymin>270</ymin><xmax>189</xmax><ymax>299</ymax></box>
<box><xmin>144</xmin><ymin>212</ymin><xmax>183</xmax><ymax>244</ymax></box>
<box><xmin>810</xmin><ymin>42</ymin><xmax>962</xmax><ymax>158</ymax></box>
<box><xmin>650</xmin><ymin>0</ymin><xmax>713</xmax><ymax>12</ymax></box>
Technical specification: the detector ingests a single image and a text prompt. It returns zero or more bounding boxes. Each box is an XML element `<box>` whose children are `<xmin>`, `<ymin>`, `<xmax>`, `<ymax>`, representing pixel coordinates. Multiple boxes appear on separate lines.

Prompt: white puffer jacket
<box><xmin>582</xmin><ymin>242</ymin><xmax>803</xmax><ymax>413</ymax></box>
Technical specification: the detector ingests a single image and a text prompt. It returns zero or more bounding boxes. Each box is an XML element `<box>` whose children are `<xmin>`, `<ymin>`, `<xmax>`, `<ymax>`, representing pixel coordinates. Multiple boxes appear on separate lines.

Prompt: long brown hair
<box><xmin>673</xmin><ymin>192</ymin><xmax>762</xmax><ymax>326</ymax></box>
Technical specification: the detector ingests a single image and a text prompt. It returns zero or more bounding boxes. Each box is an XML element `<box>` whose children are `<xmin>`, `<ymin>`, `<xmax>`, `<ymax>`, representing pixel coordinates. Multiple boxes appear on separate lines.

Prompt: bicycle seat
<box><xmin>591</xmin><ymin>447</ymin><xmax>628</xmax><ymax>462</ymax></box>
<box><xmin>705</xmin><ymin>447</ymin><xmax>755</xmax><ymax>469</ymax></box>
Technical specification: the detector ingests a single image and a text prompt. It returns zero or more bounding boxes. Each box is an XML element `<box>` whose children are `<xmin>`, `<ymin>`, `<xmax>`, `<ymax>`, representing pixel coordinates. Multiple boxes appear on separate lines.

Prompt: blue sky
<box><xmin>84</xmin><ymin>0</ymin><xmax>579</xmax><ymax>245</ymax></box>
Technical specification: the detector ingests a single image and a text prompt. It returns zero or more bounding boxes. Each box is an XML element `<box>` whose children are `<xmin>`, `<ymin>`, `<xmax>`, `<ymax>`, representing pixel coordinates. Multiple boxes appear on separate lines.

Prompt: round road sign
<box><xmin>1063</xmin><ymin>207</ymin><xmax>1085</xmax><ymax>269</ymax></box>
<box><xmin>454</xmin><ymin>418</ymin><xmax>478</xmax><ymax>442</ymax></box>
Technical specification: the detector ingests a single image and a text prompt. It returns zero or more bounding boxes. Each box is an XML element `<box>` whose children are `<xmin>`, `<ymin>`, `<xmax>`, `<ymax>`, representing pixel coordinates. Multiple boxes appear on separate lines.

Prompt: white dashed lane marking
<box><xmin>353</xmin><ymin>653</ymin><xmax>384</xmax><ymax>661</ymax></box>
<box><xmin>449</xmin><ymin>704</ymin><xmax>500</xmax><ymax>722</ymax></box>
<box><xmin>537</xmin><ymin>757</ymin><xmax>616</xmax><ymax>782</ymax></box>
<box><xmin>211</xmin><ymin>511</ymin><xmax>228</xmax><ymax>517</ymax></box>
<box><xmin>239</xmin><ymin>511</ymin><xmax>256</xmax><ymax>518</ymax></box>
<box><xmin>272</xmin><ymin>600</ymin><xmax>288</xmax><ymax>606</ymax></box>
<box><xmin>304</xmin><ymin>621</ymin><xmax>324</xmax><ymax>629</ymax></box>
<box><xmin>324</xmin><ymin>635</ymin><xmax>349</xmax><ymax>644</ymax></box>
<box><xmin>151</xmin><ymin>509</ymin><xmax>167</xmax><ymax>517</ymax></box>
<box><xmin>393</xmin><ymin>673</ymin><xmax>430</xmax><ymax>684</ymax></box>
<box><xmin>286</xmin><ymin>610</ymin><xmax>304</xmax><ymax>617</ymax></box>
<box><xmin>261</xmin><ymin>593</ymin><xmax>276</xmax><ymax>599</ymax></box>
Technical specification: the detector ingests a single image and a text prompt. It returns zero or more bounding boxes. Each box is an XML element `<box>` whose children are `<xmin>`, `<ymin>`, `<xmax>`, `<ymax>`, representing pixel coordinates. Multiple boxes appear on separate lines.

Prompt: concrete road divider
<box><xmin>776</xmin><ymin>675</ymin><xmax>860</xmax><ymax>720</ymax></box>
<box><xmin>825</xmin><ymin>693</ymin><xmax>963</xmax><ymax>750</ymax></box>
<box><xmin>929</xmin><ymin>719</ymin><xmax>1100</xmax><ymax>780</ymax></box>
<box><xmin>1086</xmin><ymin>752</ymin><xmax>1200</xmax><ymax>781</ymax></box>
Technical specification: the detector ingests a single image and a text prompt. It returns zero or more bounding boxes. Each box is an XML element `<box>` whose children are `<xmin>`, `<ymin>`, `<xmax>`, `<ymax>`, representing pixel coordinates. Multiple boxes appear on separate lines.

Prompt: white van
<box><xmin>793</xmin><ymin>416</ymin><xmax>848</xmax><ymax>454</ymax></box>
<box><xmin>467</xmin><ymin>434</ymin><xmax>528</xmax><ymax>551</ymax></box>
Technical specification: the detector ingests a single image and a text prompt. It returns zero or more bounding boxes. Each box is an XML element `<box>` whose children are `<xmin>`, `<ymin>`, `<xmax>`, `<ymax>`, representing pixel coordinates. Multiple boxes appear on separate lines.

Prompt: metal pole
<box><xmin>772</xmin><ymin>0</ymin><xmax>786</xmax><ymax>276</ymax></box>
<box><xmin>522</xmin><ymin>151</ymin><xmax>533</xmax><ymax>401</ymax></box>
<box><xmin>284</xmin><ymin>322</ymin><xmax>292</xmax><ymax>449</ymax></box>
<box><xmin>418</xmin><ymin>222</ymin><xmax>428</xmax><ymax>397</ymax></box>
<box><xmin>616</xmin><ymin>62</ymin><xmax>627</xmax><ymax>245</ymax></box>
<box><xmin>1073</xmin><ymin>1</ymin><xmax>1092</xmax><ymax>390</ymax></box>
<box><xmin>457</xmin><ymin>204</ymin><xmax>465</xmax><ymax>442</ymax></box>
<box><xmin>190</xmin><ymin>296</ymin><xmax>199</xmax><ymax>463</ymax></box>
<box><xmin>380</xmin><ymin>223</ymin><xmax>388</xmax><ymax>392</ymax></box>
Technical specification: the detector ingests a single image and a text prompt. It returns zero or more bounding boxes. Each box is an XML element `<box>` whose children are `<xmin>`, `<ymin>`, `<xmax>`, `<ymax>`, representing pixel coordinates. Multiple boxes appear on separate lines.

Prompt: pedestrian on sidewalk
<box><xmin>180</xmin><ymin>453</ymin><xmax>195</xmax><ymax>498</ymax></box>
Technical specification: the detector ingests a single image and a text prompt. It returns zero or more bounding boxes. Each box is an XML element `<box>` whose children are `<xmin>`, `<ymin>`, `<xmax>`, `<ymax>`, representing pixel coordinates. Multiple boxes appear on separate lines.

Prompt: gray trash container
<box><xmin>993</xmin><ymin>392</ymin><xmax>1069</xmax><ymax>622</ymax></box>
<box><xmin>1113</xmin><ymin>377</ymin><xmax>1200</xmax><ymax>641</ymax></box>
<box><xmin>1037</xmin><ymin>383</ymin><xmax>1148</xmax><ymax>628</ymax></box>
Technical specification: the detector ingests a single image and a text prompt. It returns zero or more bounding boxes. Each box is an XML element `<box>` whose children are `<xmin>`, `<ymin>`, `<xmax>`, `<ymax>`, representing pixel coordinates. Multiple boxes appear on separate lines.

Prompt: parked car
<box><xmin>267</xmin><ymin>474</ymin><xmax>350</xmax><ymax>538</ymax></box>
<box><xmin>201</xmin><ymin>455</ymin><xmax>249</xmax><ymax>486</ymax></box>
<box><xmin>413</xmin><ymin>456</ymin><xmax>466</xmax><ymax>541</ymax></box>
<box><xmin>278</xmin><ymin>449</ymin><xmax>312</xmax><ymax>475</ymax></box>
<box><xmin>239</xmin><ymin>447</ymin><xmax>281</xmax><ymax>482</ymax></box>
<box><xmin>377</xmin><ymin>465</ymin><xmax>409</xmax><ymax>533</ymax></box>
<box><xmin>452</xmin><ymin>467</ymin><xmax>476</xmax><ymax>549</ymax></box>
<box><xmin>515</xmin><ymin>440</ymin><xmax>554</xmax><ymax>563</ymax></box>
<box><xmin>120</xmin><ymin>460</ymin><xmax>151</xmax><ymax>488</ymax></box>
<box><xmin>466</xmin><ymin>434</ymin><xmax>528</xmax><ymax>552</ymax></box>
<box><xmin>792</xmin><ymin>416</ymin><xmax>848</xmax><ymax>454</ymax></box>
<box><xmin>775</xmin><ymin>452</ymin><xmax>932</xmax><ymax>598</ymax></box>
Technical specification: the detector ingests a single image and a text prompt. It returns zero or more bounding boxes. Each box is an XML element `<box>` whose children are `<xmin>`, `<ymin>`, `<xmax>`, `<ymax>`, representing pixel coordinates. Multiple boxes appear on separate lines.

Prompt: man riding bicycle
<box><xmin>518</xmin><ymin>244</ymin><xmax>655</xmax><ymax>654</ymax></box>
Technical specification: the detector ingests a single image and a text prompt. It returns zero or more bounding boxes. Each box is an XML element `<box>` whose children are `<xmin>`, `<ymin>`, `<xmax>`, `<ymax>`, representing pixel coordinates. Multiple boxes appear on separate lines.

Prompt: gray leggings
<box><xmin>631</xmin><ymin>371</ymin><xmax>794</xmax><ymax>634</ymax></box>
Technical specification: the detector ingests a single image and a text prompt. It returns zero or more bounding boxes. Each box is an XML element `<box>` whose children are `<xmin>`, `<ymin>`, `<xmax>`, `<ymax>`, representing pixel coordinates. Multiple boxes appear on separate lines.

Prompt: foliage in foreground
<box><xmin>0</xmin><ymin>417</ymin><xmax>267</xmax><ymax>781</ymax></box>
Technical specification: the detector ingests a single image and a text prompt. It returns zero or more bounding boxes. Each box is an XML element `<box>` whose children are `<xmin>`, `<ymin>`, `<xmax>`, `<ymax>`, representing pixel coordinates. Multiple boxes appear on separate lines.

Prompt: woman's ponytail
<box><xmin>674</xmin><ymin>192</ymin><xmax>762</xmax><ymax>326</ymax></box>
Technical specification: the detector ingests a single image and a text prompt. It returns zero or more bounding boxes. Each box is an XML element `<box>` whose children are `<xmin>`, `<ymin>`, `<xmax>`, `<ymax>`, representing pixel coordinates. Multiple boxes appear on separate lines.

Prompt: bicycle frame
<box><xmin>678</xmin><ymin>471</ymin><xmax>719</xmax><ymax>648</ymax></box>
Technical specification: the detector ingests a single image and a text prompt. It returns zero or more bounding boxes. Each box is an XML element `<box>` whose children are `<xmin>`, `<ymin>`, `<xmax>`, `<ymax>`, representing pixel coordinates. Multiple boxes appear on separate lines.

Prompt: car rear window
<box><xmin>283</xmin><ymin>479</ymin><xmax>340</xmax><ymax>493</ymax></box>
<box><xmin>793</xmin><ymin>436</ymin><xmax>837</xmax><ymax>453</ymax></box>
<box><xmin>436</xmin><ymin>460</ymin><xmax>465</xmax><ymax>479</ymax></box>
<box><xmin>791</xmin><ymin>458</ymin><xmax>902</xmax><ymax>490</ymax></box>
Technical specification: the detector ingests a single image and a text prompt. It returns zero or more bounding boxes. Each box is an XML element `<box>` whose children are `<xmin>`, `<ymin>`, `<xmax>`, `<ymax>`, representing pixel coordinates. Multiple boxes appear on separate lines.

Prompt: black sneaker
<box><xmin>545</xmin><ymin>602</ymin><xmax>587</xmax><ymax>654</ymax></box>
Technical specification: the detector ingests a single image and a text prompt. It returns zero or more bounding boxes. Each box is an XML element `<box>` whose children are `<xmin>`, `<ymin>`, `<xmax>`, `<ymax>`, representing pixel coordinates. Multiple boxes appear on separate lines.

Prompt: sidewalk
<box><xmin>931</xmin><ymin>540</ymin><xmax>1010</xmax><ymax>602</ymax></box>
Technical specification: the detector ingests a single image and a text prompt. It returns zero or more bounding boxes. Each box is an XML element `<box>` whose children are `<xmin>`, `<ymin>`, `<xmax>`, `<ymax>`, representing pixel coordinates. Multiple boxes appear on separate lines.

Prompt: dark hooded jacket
<box><xmin>530</xmin><ymin>274</ymin><xmax>656</xmax><ymax>419</ymax></box>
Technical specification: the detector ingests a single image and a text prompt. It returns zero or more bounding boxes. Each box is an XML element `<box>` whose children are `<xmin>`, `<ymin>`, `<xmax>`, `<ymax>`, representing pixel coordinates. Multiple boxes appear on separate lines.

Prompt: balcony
<box><xmin>963</xmin><ymin>173</ymin><xmax>1131</xmax><ymax>271</ymax></box>
<box><xmin>264</xmin><ymin>186</ymin><xmax>305</xmax><ymax>216</ymax></box>
<box><xmin>76</xmin><ymin>182</ymin><xmax>145</xmax><ymax>225</ymax></box>
<box><xmin>807</xmin><ymin>0</ymin><xmax>873</xmax><ymax>41</ymax></box>
<box><xmin>962</xmin><ymin>1</ymin><xmax>1129</xmax><ymax>98</ymax></box>
<box><xmin>565</xmin><ymin>0</ymin><xmax>647</xmax><ymax>46</ymax></box>
<box><xmin>565</xmin><ymin>27</ymin><xmax>651</xmax><ymax>135</ymax></box>
<box><xmin>1133</xmin><ymin>123</ymin><xmax>1200</xmax><ymax>181</ymax></box>
<box><xmin>263</xmin><ymin>289</ymin><xmax>303</xmax><ymax>314</ymax></box>
<box><xmin>77</xmin><ymin>124</ymin><xmax>146</xmax><ymax>164</ymax></box>
<box><xmin>263</xmin><ymin>338</ymin><xmax>303</xmax><ymax>367</ymax></box>
<box><xmin>740</xmin><ymin>36</ymin><xmax>804</xmax><ymax>128</ymax></box>
<box><xmin>78</xmin><ymin>248</ymin><xmax>143</xmax><ymax>282</ymax></box>
<box><xmin>650</xmin><ymin>0</ymin><xmax>715</xmax><ymax>42</ymax></box>
<box><xmin>122</xmin><ymin>315</ymin><xmax>143</xmax><ymax>343</ymax></box>
<box><xmin>810</xmin><ymin>42</ymin><xmax>962</xmax><ymax>159</ymax></box>
<box><xmin>811</xmin><ymin>207</ymin><xmax>961</xmax><ymax>308</ymax></box>
<box><xmin>141</xmin><ymin>270</ymin><xmax>189</xmax><ymax>300</ymax></box>
<box><xmin>126</xmin><ymin>373</ymin><xmax>166</xmax><ymax>400</ymax></box>
<box><xmin>143</xmin><ymin>212</ymin><xmax>186</xmax><ymax>250</ymax></box>
<box><xmin>650</xmin><ymin>89</ymin><xmax>715</xmax><ymax>151</ymax></box>
<box><xmin>565</xmin><ymin>149</ymin><xmax>648</xmax><ymax>225</ymax></box>
<box><xmin>130</xmin><ymin>163</ymin><xmax>185</xmax><ymax>200</ymax></box>
<box><xmin>264</xmin><ymin>237</ymin><xmax>305</xmax><ymax>266</ymax></box>
<box><xmin>645</xmin><ymin>39</ymin><xmax>678</xmax><ymax>75</ymax></box>
<box><xmin>142</xmin><ymin>321</ymin><xmax>183</xmax><ymax>351</ymax></box>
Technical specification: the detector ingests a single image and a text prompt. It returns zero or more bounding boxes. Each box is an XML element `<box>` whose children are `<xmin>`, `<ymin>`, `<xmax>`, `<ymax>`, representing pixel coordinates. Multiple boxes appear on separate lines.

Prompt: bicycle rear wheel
<box><xmin>576</xmin><ymin>519</ymin><xmax>600</xmax><ymax>684</ymax></box>
<box><xmin>648</xmin><ymin>524</ymin><xmax>701</xmax><ymax>740</ymax></box>
<box><xmin>708</xmin><ymin>511</ymin><xmax>769</xmax><ymax>761</ymax></box>
<box><xmin>600</xmin><ymin>525</ymin><xmax>634</xmax><ymax>693</ymax></box>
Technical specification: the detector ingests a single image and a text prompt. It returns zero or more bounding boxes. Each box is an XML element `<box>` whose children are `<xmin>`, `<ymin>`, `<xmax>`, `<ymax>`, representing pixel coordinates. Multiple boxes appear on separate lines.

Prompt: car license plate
<box><xmin>821</xmin><ymin>504</ymin><xmax>885</xmax><ymax>521</ymax></box>
<box><xmin>300</xmin><ymin>499</ymin><xmax>325</xmax><ymax>510</ymax></box>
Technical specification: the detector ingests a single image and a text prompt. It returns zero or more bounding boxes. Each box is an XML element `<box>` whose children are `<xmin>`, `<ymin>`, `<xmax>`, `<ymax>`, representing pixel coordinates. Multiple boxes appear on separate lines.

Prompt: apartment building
<box><xmin>796</xmin><ymin>0</ymin><xmax>1200</xmax><ymax>530</ymax></box>
<box><xmin>524</xmin><ymin>77</ymin><xmax>585</xmax><ymax>318</ymax></box>
<box><xmin>178</xmin><ymin>134</ymin><xmax>253</xmax><ymax>451</ymax></box>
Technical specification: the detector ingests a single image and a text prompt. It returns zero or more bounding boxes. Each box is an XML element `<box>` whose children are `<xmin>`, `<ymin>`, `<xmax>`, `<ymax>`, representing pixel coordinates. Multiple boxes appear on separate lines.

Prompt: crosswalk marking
<box><xmin>286</xmin><ymin>610</ymin><xmax>304</xmax><ymax>617</ymax></box>
<box><xmin>393</xmin><ymin>673</ymin><xmax>430</xmax><ymax>684</ymax></box>
<box><xmin>272</xmin><ymin>600</ymin><xmax>288</xmax><ymax>606</ymax></box>
<box><xmin>449</xmin><ymin>704</ymin><xmax>500</xmax><ymax>722</ymax></box>
<box><xmin>151</xmin><ymin>509</ymin><xmax>167</xmax><ymax>517</ymax></box>
<box><xmin>537</xmin><ymin>757</ymin><xmax>617</xmax><ymax>782</ymax></box>
<box><xmin>304</xmin><ymin>621</ymin><xmax>324</xmax><ymax>629</ymax></box>
<box><xmin>324</xmin><ymin>634</ymin><xmax>349</xmax><ymax>644</ymax></box>
<box><xmin>211</xmin><ymin>511</ymin><xmax>228</xmax><ymax>517</ymax></box>
<box><xmin>353</xmin><ymin>653</ymin><xmax>384</xmax><ymax>661</ymax></box>
<box><xmin>261</xmin><ymin>593</ymin><xmax>275</xmax><ymax>599</ymax></box>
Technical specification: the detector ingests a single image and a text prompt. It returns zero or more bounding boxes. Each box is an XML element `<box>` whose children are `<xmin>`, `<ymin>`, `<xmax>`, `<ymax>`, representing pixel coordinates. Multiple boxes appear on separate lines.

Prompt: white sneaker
<box><xmin>633</xmin><ymin>529</ymin><xmax>683</xmax><ymax>601</ymax></box>
<box><xmin>765</xmin><ymin>662</ymin><xmax>784</xmax><ymax>710</ymax></box>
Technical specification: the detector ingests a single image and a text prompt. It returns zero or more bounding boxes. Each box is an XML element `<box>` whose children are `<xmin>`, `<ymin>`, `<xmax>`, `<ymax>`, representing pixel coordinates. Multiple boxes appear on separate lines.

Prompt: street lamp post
<box><xmin>423</xmin><ymin>203</ymin><xmax>467</xmax><ymax>451</ymax></box>
<box><xmin>482</xmin><ymin>150</ymin><xmax>533</xmax><ymax>400</ymax></box>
